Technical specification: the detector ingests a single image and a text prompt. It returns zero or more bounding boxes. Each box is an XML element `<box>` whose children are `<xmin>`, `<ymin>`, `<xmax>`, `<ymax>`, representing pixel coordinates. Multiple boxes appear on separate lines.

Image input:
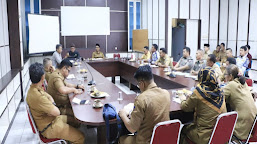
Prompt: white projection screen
<box><xmin>61</xmin><ymin>6</ymin><xmax>110</xmax><ymax>36</ymax></box>
<box><xmin>28</xmin><ymin>14</ymin><xmax>60</xmax><ymax>54</ymax></box>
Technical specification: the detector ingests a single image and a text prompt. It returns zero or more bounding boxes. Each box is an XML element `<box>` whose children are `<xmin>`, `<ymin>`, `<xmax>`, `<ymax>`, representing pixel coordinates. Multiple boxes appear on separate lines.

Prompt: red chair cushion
<box><xmin>173</xmin><ymin>61</ymin><xmax>177</xmax><ymax>67</ymax></box>
<box><xmin>246</xmin><ymin>79</ymin><xmax>253</xmax><ymax>87</ymax></box>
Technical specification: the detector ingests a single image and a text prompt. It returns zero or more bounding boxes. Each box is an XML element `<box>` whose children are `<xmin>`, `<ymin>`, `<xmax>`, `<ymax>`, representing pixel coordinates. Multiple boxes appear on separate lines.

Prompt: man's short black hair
<box><xmin>221</xmin><ymin>43</ymin><xmax>225</xmax><ymax>47</ymax></box>
<box><xmin>56</xmin><ymin>44</ymin><xmax>62</xmax><ymax>50</ymax></box>
<box><xmin>226</xmin><ymin>48</ymin><xmax>232</xmax><ymax>52</ymax></box>
<box><xmin>227</xmin><ymin>57</ymin><xmax>236</xmax><ymax>65</ymax></box>
<box><xmin>144</xmin><ymin>46</ymin><xmax>149</xmax><ymax>50</ymax></box>
<box><xmin>208</xmin><ymin>54</ymin><xmax>216</xmax><ymax>63</ymax></box>
<box><xmin>160</xmin><ymin>48</ymin><xmax>167</xmax><ymax>54</ymax></box>
<box><xmin>96</xmin><ymin>43</ymin><xmax>100</xmax><ymax>47</ymax></box>
<box><xmin>183</xmin><ymin>47</ymin><xmax>191</xmax><ymax>55</ymax></box>
<box><xmin>240</xmin><ymin>46</ymin><xmax>247</xmax><ymax>51</ymax></box>
<box><xmin>29</xmin><ymin>62</ymin><xmax>44</xmax><ymax>84</ymax></box>
<box><xmin>134</xmin><ymin>65</ymin><xmax>153</xmax><ymax>81</ymax></box>
<box><xmin>204</xmin><ymin>44</ymin><xmax>210</xmax><ymax>47</ymax></box>
<box><xmin>58</xmin><ymin>59</ymin><xmax>73</xmax><ymax>69</ymax></box>
<box><xmin>70</xmin><ymin>43</ymin><xmax>75</xmax><ymax>48</ymax></box>
<box><xmin>245</xmin><ymin>45</ymin><xmax>250</xmax><ymax>50</ymax></box>
<box><xmin>152</xmin><ymin>44</ymin><xmax>158</xmax><ymax>51</ymax></box>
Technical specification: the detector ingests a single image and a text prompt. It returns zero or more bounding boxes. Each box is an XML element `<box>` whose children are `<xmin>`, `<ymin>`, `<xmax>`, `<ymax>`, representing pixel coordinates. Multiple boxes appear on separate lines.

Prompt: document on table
<box><xmin>67</xmin><ymin>74</ymin><xmax>75</xmax><ymax>79</ymax></box>
<box><xmin>173</xmin><ymin>97</ymin><xmax>181</xmax><ymax>104</ymax></box>
<box><xmin>185</xmin><ymin>74</ymin><xmax>197</xmax><ymax>80</ymax></box>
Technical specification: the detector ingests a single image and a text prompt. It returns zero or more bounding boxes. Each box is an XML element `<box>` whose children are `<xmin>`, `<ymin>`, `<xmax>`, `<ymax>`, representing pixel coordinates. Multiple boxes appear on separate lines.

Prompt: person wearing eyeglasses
<box><xmin>47</xmin><ymin>59</ymin><xmax>84</xmax><ymax>122</ymax></box>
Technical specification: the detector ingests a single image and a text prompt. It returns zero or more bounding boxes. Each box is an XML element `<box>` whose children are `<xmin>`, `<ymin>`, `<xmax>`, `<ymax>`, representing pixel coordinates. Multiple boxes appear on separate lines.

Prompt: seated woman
<box><xmin>179</xmin><ymin>67</ymin><xmax>227</xmax><ymax>144</ymax></box>
<box><xmin>223</xmin><ymin>64</ymin><xmax>257</xmax><ymax>140</ymax></box>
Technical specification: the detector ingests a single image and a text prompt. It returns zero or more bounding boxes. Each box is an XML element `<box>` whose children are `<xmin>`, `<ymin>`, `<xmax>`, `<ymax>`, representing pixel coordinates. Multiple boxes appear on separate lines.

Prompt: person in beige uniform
<box><xmin>223</xmin><ymin>64</ymin><xmax>257</xmax><ymax>140</ymax></box>
<box><xmin>203</xmin><ymin>44</ymin><xmax>212</xmax><ymax>60</ymax></box>
<box><xmin>119</xmin><ymin>65</ymin><xmax>170</xmax><ymax>144</ymax></box>
<box><xmin>213</xmin><ymin>45</ymin><xmax>221</xmax><ymax>61</ymax></box>
<box><xmin>155</xmin><ymin>48</ymin><xmax>172</xmax><ymax>68</ymax></box>
<box><xmin>26</xmin><ymin>63</ymin><xmax>85</xmax><ymax>144</ymax></box>
<box><xmin>92</xmin><ymin>43</ymin><xmax>105</xmax><ymax>58</ymax></box>
<box><xmin>207</xmin><ymin>54</ymin><xmax>222</xmax><ymax>83</ymax></box>
<box><xmin>139</xmin><ymin>46</ymin><xmax>151</xmax><ymax>62</ymax></box>
<box><xmin>179</xmin><ymin>67</ymin><xmax>226</xmax><ymax>144</ymax></box>
<box><xmin>43</xmin><ymin>58</ymin><xmax>55</xmax><ymax>83</ymax></box>
<box><xmin>47</xmin><ymin>59</ymin><xmax>84</xmax><ymax>117</ymax></box>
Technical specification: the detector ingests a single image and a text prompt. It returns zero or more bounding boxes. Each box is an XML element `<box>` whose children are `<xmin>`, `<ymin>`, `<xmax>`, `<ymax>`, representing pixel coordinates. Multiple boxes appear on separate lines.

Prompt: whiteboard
<box><xmin>28</xmin><ymin>14</ymin><xmax>60</xmax><ymax>54</ymax></box>
<box><xmin>61</xmin><ymin>6</ymin><xmax>110</xmax><ymax>36</ymax></box>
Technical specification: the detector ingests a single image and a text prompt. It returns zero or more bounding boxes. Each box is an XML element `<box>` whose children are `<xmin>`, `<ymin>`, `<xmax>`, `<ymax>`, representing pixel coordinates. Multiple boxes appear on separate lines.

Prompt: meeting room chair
<box><xmin>233</xmin><ymin>115</ymin><xmax>257</xmax><ymax>144</ymax></box>
<box><xmin>186</xmin><ymin>111</ymin><xmax>238</xmax><ymax>144</ymax></box>
<box><xmin>26</xmin><ymin>104</ymin><xmax>67</xmax><ymax>144</ymax></box>
<box><xmin>245</xmin><ymin>78</ymin><xmax>253</xmax><ymax>87</ymax></box>
<box><xmin>150</xmin><ymin>119</ymin><xmax>183</xmax><ymax>144</ymax></box>
<box><xmin>173</xmin><ymin>61</ymin><xmax>177</xmax><ymax>67</ymax></box>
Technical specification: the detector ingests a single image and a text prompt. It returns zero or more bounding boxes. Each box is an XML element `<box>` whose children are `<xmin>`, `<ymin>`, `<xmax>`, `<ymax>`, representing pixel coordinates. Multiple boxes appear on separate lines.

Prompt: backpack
<box><xmin>103</xmin><ymin>103</ymin><xmax>130</xmax><ymax>144</ymax></box>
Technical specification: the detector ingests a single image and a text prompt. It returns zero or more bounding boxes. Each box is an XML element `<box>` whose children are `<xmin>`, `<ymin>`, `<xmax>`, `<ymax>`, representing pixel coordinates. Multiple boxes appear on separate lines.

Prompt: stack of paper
<box><xmin>124</xmin><ymin>103</ymin><xmax>134</xmax><ymax>116</ymax></box>
<box><xmin>173</xmin><ymin>97</ymin><xmax>181</xmax><ymax>104</ymax></box>
<box><xmin>150</xmin><ymin>65</ymin><xmax>158</xmax><ymax>68</ymax></box>
<box><xmin>67</xmin><ymin>74</ymin><xmax>75</xmax><ymax>79</ymax></box>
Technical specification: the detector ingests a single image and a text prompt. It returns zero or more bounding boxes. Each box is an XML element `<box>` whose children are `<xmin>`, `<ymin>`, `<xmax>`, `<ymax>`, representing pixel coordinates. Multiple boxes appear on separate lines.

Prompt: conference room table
<box><xmin>67</xmin><ymin>58</ymin><xmax>196</xmax><ymax>144</ymax></box>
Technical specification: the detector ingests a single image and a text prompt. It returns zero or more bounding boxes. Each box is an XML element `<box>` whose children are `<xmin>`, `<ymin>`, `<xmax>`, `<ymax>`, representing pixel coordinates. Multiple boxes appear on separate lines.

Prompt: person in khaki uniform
<box><xmin>191</xmin><ymin>49</ymin><xmax>206</xmax><ymax>75</ymax></box>
<box><xmin>203</xmin><ymin>44</ymin><xmax>212</xmax><ymax>60</ymax></box>
<box><xmin>139</xmin><ymin>46</ymin><xmax>151</xmax><ymax>62</ymax></box>
<box><xmin>43</xmin><ymin>58</ymin><xmax>55</xmax><ymax>83</ymax></box>
<box><xmin>92</xmin><ymin>43</ymin><xmax>105</xmax><ymax>58</ymax></box>
<box><xmin>206</xmin><ymin>54</ymin><xmax>222</xmax><ymax>84</ymax></box>
<box><xmin>220</xmin><ymin>57</ymin><xmax>236</xmax><ymax>82</ymax></box>
<box><xmin>179</xmin><ymin>67</ymin><xmax>227</xmax><ymax>144</ymax></box>
<box><xmin>155</xmin><ymin>48</ymin><xmax>172</xmax><ymax>68</ymax></box>
<box><xmin>213</xmin><ymin>45</ymin><xmax>221</xmax><ymax>61</ymax></box>
<box><xmin>47</xmin><ymin>59</ymin><xmax>84</xmax><ymax>117</ymax></box>
<box><xmin>223</xmin><ymin>64</ymin><xmax>257</xmax><ymax>140</ymax></box>
<box><xmin>118</xmin><ymin>65</ymin><xmax>170</xmax><ymax>144</ymax></box>
<box><xmin>26</xmin><ymin>62</ymin><xmax>85</xmax><ymax>144</ymax></box>
<box><xmin>174</xmin><ymin>47</ymin><xmax>194</xmax><ymax>73</ymax></box>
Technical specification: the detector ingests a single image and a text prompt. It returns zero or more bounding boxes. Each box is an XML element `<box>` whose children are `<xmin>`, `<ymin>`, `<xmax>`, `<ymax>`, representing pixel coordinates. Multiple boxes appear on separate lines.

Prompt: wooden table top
<box><xmin>68</xmin><ymin>59</ymin><xmax>197</xmax><ymax>126</ymax></box>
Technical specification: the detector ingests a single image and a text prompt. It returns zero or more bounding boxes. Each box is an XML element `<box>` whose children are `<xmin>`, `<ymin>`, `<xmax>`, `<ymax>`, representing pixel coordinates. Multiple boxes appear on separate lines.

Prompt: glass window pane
<box><xmin>136</xmin><ymin>2</ymin><xmax>141</xmax><ymax>29</ymax></box>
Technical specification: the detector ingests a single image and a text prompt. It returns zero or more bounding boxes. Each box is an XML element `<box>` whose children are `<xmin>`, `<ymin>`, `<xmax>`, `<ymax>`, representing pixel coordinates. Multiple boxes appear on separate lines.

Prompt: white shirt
<box><xmin>52</xmin><ymin>51</ymin><xmax>62</xmax><ymax>68</ymax></box>
<box><xmin>236</xmin><ymin>54</ymin><xmax>249</xmax><ymax>74</ymax></box>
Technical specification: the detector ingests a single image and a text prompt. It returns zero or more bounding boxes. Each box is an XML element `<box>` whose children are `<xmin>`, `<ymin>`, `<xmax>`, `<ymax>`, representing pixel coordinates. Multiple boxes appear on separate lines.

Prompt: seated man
<box><xmin>206</xmin><ymin>54</ymin><xmax>223</xmax><ymax>83</ymax></box>
<box><xmin>191</xmin><ymin>49</ymin><xmax>206</xmax><ymax>75</ymax></box>
<box><xmin>43</xmin><ymin>58</ymin><xmax>55</xmax><ymax>83</ymax></box>
<box><xmin>47</xmin><ymin>59</ymin><xmax>84</xmax><ymax>117</ymax></box>
<box><xmin>236</xmin><ymin>46</ymin><xmax>249</xmax><ymax>75</ymax></box>
<box><xmin>92</xmin><ymin>43</ymin><xmax>105</xmax><ymax>58</ymax></box>
<box><xmin>173</xmin><ymin>47</ymin><xmax>194</xmax><ymax>73</ymax></box>
<box><xmin>220</xmin><ymin>57</ymin><xmax>237</xmax><ymax>82</ymax></box>
<box><xmin>118</xmin><ymin>65</ymin><xmax>170</xmax><ymax>143</ymax></box>
<box><xmin>52</xmin><ymin>44</ymin><xmax>63</xmax><ymax>68</ymax></box>
<box><xmin>203</xmin><ymin>44</ymin><xmax>211</xmax><ymax>60</ymax></box>
<box><xmin>213</xmin><ymin>45</ymin><xmax>221</xmax><ymax>61</ymax></box>
<box><xmin>220</xmin><ymin>43</ymin><xmax>227</xmax><ymax>63</ymax></box>
<box><xmin>139</xmin><ymin>46</ymin><xmax>151</xmax><ymax>62</ymax></box>
<box><xmin>65</xmin><ymin>44</ymin><xmax>80</xmax><ymax>60</ymax></box>
<box><xmin>150</xmin><ymin>44</ymin><xmax>159</xmax><ymax>64</ymax></box>
<box><xmin>226</xmin><ymin>48</ymin><xmax>234</xmax><ymax>58</ymax></box>
<box><xmin>155</xmin><ymin>48</ymin><xmax>172</xmax><ymax>68</ymax></box>
<box><xmin>26</xmin><ymin>63</ymin><xmax>85</xmax><ymax>144</ymax></box>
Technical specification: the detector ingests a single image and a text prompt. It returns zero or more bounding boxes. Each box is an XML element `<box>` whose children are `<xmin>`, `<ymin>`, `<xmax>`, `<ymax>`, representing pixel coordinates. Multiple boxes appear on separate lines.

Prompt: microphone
<box><xmin>83</xmin><ymin>59</ymin><xmax>96</xmax><ymax>85</ymax></box>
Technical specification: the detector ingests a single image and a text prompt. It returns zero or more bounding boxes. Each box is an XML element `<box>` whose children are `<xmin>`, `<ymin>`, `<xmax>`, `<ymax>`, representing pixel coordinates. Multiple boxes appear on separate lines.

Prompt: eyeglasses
<box><xmin>66</xmin><ymin>67</ymin><xmax>71</xmax><ymax>73</ymax></box>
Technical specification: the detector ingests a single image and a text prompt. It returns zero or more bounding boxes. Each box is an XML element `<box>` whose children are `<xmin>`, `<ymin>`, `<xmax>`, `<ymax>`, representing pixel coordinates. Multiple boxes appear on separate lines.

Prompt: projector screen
<box><xmin>61</xmin><ymin>6</ymin><xmax>110</xmax><ymax>36</ymax></box>
<box><xmin>28</xmin><ymin>14</ymin><xmax>60</xmax><ymax>54</ymax></box>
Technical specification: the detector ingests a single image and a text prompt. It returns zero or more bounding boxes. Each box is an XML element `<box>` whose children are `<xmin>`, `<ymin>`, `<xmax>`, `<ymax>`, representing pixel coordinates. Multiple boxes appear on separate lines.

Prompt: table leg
<box><xmin>112</xmin><ymin>76</ymin><xmax>115</xmax><ymax>84</ymax></box>
<box><xmin>97</xmin><ymin>126</ymin><xmax>107</xmax><ymax>144</ymax></box>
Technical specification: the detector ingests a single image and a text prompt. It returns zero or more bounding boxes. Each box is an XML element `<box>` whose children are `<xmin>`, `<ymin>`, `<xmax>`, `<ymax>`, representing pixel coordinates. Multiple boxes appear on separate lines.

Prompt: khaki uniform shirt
<box><xmin>181</xmin><ymin>92</ymin><xmax>226</xmax><ymax>144</ymax></box>
<box><xmin>211</xmin><ymin>63</ymin><xmax>223</xmax><ymax>80</ymax></box>
<box><xmin>44</xmin><ymin>69</ymin><xmax>52</xmax><ymax>83</ymax></box>
<box><xmin>26</xmin><ymin>85</ymin><xmax>56</xmax><ymax>131</ymax></box>
<box><xmin>92</xmin><ymin>51</ymin><xmax>105</xmax><ymax>58</ymax></box>
<box><xmin>203</xmin><ymin>50</ymin><xmax>212</xmax><ymax>60</ymax></box>
<box><xmin>177</xmin><ymin>56</ymin><xmax>194</xmax><ymax>73</ymax></box>
<box><xmin>219</xmin><ymin>51</ymin><xmax>227</xmax><ymax>63</ymax></box>
<box><xmin>47</xmin><ymin>69</ymin><xmax>69</xmax><ymax>107</ymax></box>
<box><xmin>192</xmin><ymin>59</ymin><xmax>206</xmax><ymax>72</ymax></box>
<box><xmin>213</xmin><ymin>50</ymin><xmax>220</xmax><ymax>61</ymax></box>
<box><xmin>141</xmin><ymin>51</ymin><xmax>151</xmax><ymax>61</ymax></box>
<box><xmin>223</xmin><ymin>78</ymin><xmax>257</xmax><ymax>140</ymax></box>
<box><xmin>156</xmin><ymin>55</ymin><xmax>172</xmax><ymax>68</ymax></box>
<box><xmin>130</xmin><ymin>82</ymin><xmax>170</xmax><ymax>143</ymax></box>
